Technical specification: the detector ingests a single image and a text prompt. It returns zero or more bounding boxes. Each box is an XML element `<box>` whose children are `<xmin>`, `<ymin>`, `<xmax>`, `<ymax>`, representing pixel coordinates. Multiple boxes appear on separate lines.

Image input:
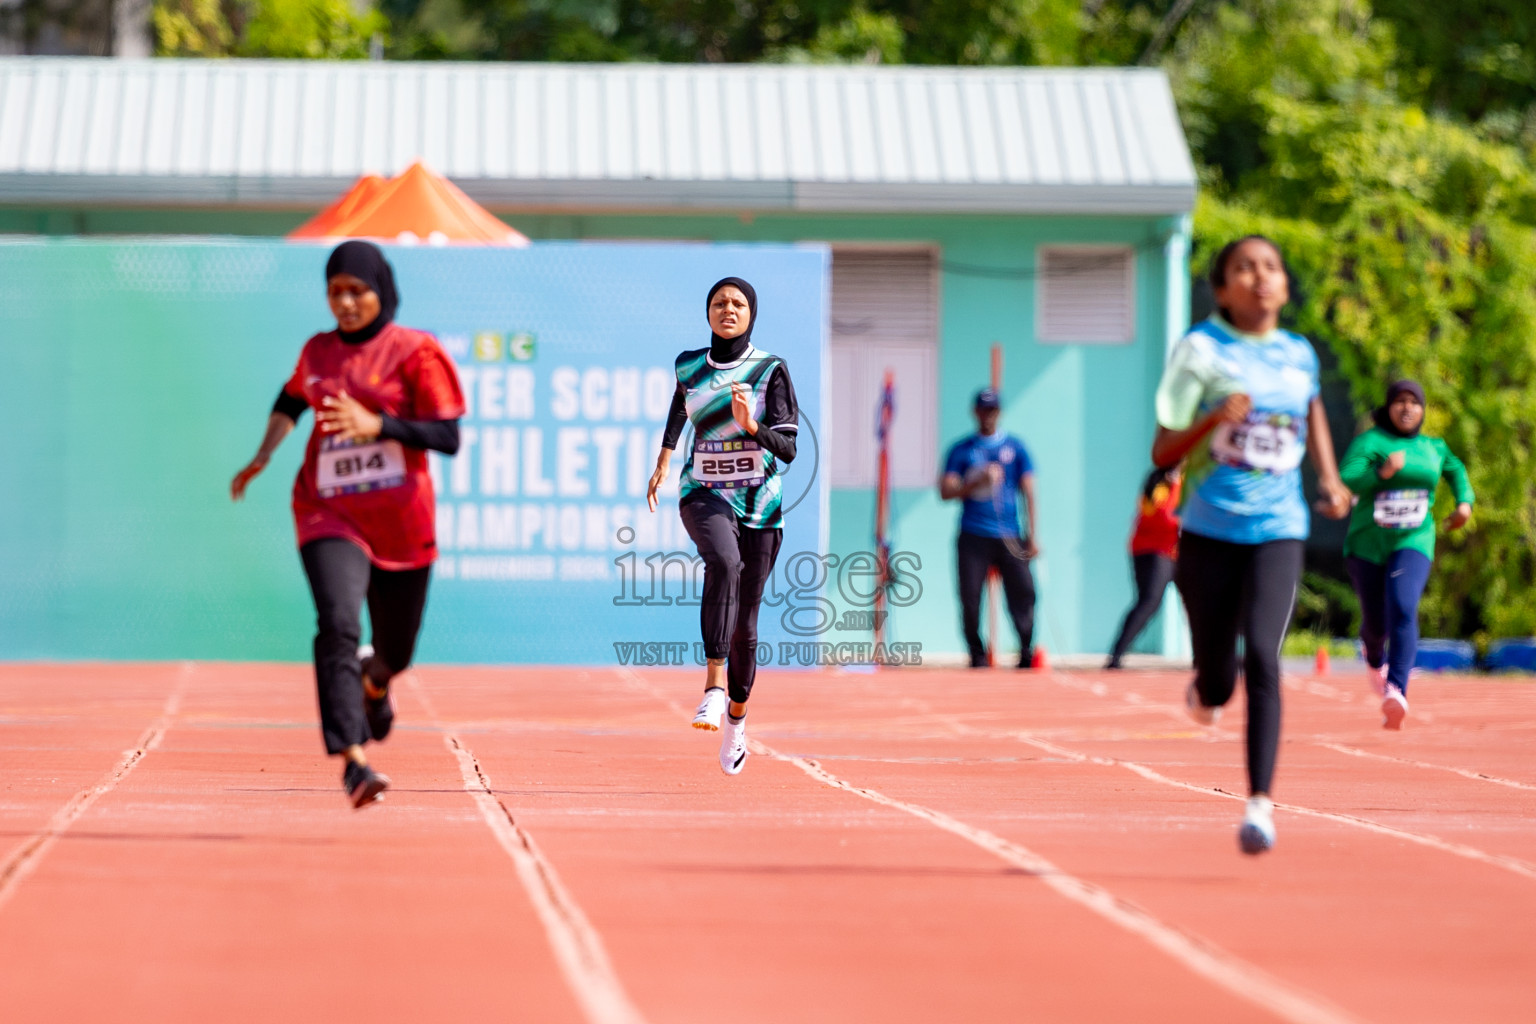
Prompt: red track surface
<box><xmin>2</xmin><ymin>662</ymin><xmax>1534</xmax><ymax>1023</ymax></box>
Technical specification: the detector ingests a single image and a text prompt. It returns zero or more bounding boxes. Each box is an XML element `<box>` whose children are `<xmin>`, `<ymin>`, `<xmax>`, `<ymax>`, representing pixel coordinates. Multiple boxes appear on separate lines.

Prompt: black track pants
<box><xmin>1175</xmin><ymin>532</ymin><xmax>1302</xmax><ymax>796</ymax></box>
<box><xmin>300</xmin><ymin>538</ymin><xmax>431</xmax><ymax>755</ymax></box>
<box><xmin>679</xmin><ymin>493</ymin><xmax>784</xmax><ymax>705</ymax></box>
<box><xmin>956</xmin><ymin>532</ymin><xmax>1036</xmax><ymax>667</ymax></box>
<box><xmin>1108</xmin><ymin>553</ymin><xmax>1177</xmax><ymax>662</ymax></box>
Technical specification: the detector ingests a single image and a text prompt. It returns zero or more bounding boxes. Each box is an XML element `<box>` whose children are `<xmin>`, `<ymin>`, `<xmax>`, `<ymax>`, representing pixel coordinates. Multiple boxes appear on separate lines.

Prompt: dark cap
<box><xmin>974</xmin><ymin>388</ymin><xmax>1001</xmax><ymax>411</ymax></box>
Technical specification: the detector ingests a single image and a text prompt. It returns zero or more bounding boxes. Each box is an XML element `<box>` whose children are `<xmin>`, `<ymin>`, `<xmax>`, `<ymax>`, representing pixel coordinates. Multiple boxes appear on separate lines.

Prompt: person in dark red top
<box><xmin>230</xmin><ymin>241</ymin><xmax>464</xmax><ymax>807</ymax></box>
<box><xmin>1104</xmin><ymin>467</ymin><xmax>1182</xmax><ymax>670</ymax></box>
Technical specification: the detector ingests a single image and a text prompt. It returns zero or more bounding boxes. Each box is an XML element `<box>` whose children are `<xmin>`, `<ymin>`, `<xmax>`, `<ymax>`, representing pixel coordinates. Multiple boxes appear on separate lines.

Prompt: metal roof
<box><xmin>0</xmin><ymin>57</ymin><xmax>1196</xmax><ymax>214</ymax></box>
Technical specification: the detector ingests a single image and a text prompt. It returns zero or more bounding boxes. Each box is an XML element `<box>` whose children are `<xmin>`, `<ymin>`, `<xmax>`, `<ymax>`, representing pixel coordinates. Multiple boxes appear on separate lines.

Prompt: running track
<box><xmin>2</xmin><ymin>663</ymin><xmax>1533</xmax><ymax>1023</ymax></box>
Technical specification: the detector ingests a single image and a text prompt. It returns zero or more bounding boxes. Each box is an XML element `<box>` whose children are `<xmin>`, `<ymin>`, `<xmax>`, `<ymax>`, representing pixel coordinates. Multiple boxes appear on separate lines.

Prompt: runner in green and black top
<box><xmin>1339</xmin><ymin>379</ymin><xmax>1473</xmax><ymax>730</ymax></box>
<box><xmin>647</xmin><ymin>277</ymin><xmax>800</xmax><ymax>776</ymax></box>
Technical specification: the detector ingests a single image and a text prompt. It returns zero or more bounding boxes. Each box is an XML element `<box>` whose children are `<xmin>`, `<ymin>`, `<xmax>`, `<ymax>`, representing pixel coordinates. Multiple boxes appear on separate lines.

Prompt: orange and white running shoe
<box><xmin>691</xmin><ymin>686</ymin><xmax>726</xmax><ymax>731</ymax></box>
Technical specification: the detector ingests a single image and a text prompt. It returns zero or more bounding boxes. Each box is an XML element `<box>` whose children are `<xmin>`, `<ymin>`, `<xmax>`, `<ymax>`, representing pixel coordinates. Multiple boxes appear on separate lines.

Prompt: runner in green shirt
<box><xmin>1339</xmin><ymin>379</ymin><xmax>1473</xmax><ymax>730</ymax></box>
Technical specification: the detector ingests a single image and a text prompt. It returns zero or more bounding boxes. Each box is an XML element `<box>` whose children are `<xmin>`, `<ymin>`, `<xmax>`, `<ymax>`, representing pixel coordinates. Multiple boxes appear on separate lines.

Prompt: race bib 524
<box><xmin>1374</xmin><ymin>489</ymin><xmax>1429</xmax><ymax>530</ymax></box>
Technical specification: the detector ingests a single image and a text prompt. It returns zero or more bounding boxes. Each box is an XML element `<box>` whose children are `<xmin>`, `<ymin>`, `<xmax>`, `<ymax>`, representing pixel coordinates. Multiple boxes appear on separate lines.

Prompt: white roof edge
<box><xmin>0</xmin><ymin>57</ymin><xmax>1197</xmax><ymax>213</ymax></box>
<box><xmin>0</xmin><ymin>173</ymin><xmax>1196</xmax><ymax>215</ymax></box>
<box><xmin>0</xmin><ymin>54</ymin><xmax>1176</xmax><ymax>76</ymax></box>
<box><xmin>789</xmin><ymin>183</ymin><xmax>1196</xmax><ymax>215</ymax></box>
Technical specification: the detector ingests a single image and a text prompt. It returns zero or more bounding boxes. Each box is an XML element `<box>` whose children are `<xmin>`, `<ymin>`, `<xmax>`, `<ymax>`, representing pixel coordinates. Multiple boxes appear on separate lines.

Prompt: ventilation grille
<box><xmin>1037</xmin><ymin>246</ymin><xmax>1135</xmax><ymax>344</ymax></box>
<box><xmin>831</xmin><ymin>252</ymin><xmax>938</xmax><ymax>345</ymax></box>
<box><xmin>829</xmin><ymin>250</ymin><xmax>939</xmax><ymax>489</ymax></box>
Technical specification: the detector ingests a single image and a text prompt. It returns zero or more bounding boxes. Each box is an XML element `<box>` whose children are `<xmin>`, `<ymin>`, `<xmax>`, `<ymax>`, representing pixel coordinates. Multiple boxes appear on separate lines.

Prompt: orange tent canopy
<box><xmin>287</xmin><ymin>174</ymin><xmax>388</xmax><ymax>239</ymax></box>
<box><xmin>288</xmin><ymin>163</ymin><xmax>529</xmax><ymax>247</ymax></box>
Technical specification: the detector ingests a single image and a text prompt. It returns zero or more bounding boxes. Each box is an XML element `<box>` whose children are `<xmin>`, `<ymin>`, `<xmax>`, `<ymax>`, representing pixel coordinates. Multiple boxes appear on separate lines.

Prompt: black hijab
<box><xmin>1372</xmin><ymin>379</ymin><xmax>1426</xmax><ymax>438</ymax></box>
<box><xmin>326</xmin><ymin>240</ymin><xmax>399</xmax><ymax>344</ymax></box>
<box><xmin>706</xmin><ymin>277</ymin><xmax>757</xmax><ymax>364</ymax></box>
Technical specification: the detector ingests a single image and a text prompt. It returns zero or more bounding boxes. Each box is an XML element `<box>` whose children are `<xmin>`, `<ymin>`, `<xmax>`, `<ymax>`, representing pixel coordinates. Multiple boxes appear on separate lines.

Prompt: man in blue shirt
<box><xmin>940</xmin><ymin>388</ymin><xmax>1039</xmax><ymax>668</ymax></box>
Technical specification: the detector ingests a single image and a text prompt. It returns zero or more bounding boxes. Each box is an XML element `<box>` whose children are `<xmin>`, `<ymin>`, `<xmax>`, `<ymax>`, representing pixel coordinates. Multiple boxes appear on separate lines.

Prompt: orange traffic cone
<box><xmin>1315</xmin><ymin>645</ymin><xmax>1331</xmax><ymax>677</ymax></box>
<box><xmin>1031</xmin><ymin>646</ymin><xmax>1050</xmax><ymax>671</ymax></box>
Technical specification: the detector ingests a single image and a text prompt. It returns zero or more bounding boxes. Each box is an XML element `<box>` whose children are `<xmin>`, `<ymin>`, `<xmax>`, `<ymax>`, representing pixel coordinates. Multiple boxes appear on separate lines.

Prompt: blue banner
<box><xmin>398</xmin><ymin>242</ymin><xmax>830</xmax><ymax>663</ymax></box>
<box><xmin>0</xmin><ymin>238</ymin><xmax>828</xmax><ymax>664</ymax></box>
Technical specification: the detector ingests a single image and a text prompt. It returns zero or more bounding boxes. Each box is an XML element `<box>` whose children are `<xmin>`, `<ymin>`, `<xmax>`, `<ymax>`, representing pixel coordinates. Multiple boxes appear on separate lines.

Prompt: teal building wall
<box><xmin>2</xmin><ymin>203</ymin><xmax>1192</xmax><ymax>660</ymax></box>
<box><xmin>517</xmin><ymin>210</ymin><xmax>1193</xmax><ymax>661</ymax></box>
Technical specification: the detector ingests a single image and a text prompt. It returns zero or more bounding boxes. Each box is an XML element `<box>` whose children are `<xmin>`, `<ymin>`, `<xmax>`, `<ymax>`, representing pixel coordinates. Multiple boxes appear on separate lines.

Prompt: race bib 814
<box><xmin>317</xmin><ymin>437</ymin><xmax>407</xmax><ymax>497</ymax></box>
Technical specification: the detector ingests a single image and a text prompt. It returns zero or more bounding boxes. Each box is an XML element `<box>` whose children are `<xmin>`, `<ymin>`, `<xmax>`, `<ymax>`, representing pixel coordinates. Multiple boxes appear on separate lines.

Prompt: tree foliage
<box><xmin>1197</xmin><ymin>194</ymin><xmax>1536</xmax><ymax>639</ymax></box>
<box><xmin>373</xmin><ymin>0</ymin><xmax>1085</xmax><ymax>63</ymax></box>
<box><xmin>0</xmin><ymin>0</ymin><xmax>115</xmax><ymax>55</ymax></box>
<box><xmin>1169</xmin><ymin>1</ymin><xmax>1536</xmax><ymax>638</ymax></box>
<box><xmin>1372</xmin><ymin>0</ymin><xmax>1536</xmax><ymax>125</ymax></box>
<box><xmin>154</xmin><ymin>0</ymin><xmax>386</xmax><ymax>58</ymax></box>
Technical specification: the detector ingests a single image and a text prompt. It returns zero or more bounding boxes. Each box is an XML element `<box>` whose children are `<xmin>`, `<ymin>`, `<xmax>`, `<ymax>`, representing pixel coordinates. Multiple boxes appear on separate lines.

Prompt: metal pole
<box><xmin>874</xmin><ymin>370</ymin><xmax>893</xmax><ymax>653</ymax></box>
<box><xmin>987</xmin><ymin>344</ymin><xmax>1002</xmax><ymax>667</ymax></box>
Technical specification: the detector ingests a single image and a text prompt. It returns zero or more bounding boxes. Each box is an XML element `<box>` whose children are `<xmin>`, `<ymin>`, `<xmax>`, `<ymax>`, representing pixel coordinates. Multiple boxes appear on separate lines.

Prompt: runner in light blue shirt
<box><xmin>1157</xmin><ymin>316</ymin><xmax>1320</xmax><ymax>544</ymax></box>
<box><xmin>1151</xmin><ymin>235</ymin><xmax>1351</xmax><ymax>856</ymax></box>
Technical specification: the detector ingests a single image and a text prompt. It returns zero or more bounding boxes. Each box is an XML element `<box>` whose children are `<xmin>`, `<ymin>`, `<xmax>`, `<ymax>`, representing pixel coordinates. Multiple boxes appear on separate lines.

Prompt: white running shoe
<box><xmin>1185</xmin><ymin>681</ymin><xmax>1222</xmax><ymax>726</ymax></box>
<box><xmin>1365</xmin><ymin>663</ymin><xmax>1387</xmax><ymax>697</ymax></box>
<box><xmin>1238</xmin><ymin>796</ymin><xmax>1275</xmax><ymax>855</ymax></box>
<box><xmin>719</xmin><ymin>717</ymin><xmax>748</xmax><ymax>775</ymax></box>
<box><xmin>691</xmin><ymin>687</ymin><xmax>726</xmax><ymax>731</ymax></box>
<box><xmin>1381</xmin><ymin>685</ymin><xmax>1408</xmax><ymax>730</ymax></box>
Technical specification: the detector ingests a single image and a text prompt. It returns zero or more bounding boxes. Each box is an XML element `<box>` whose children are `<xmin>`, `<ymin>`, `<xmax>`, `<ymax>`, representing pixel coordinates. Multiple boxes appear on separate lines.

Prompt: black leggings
<box><xmin>957</xmin><ymin>532</ymin><xmax>1036</xmax><ymax>667</ymax></box>
<box><xmin>1175</xmin><ymin>532</ymin><xmax>1302</xmax><ymax>796</ymax></box>
<box><xmin>300</xmin><ymin>538</ymin><xmax>431</xmax><ymax>755</ymax></box>
<box><xmin>679</xmin><ymin>493</ymin><xmax>784</xmax><ymax>706</ymax></box>
<box><xmin>1109</xmin><ymin>553</ymin><xmax>1176</xmax><ymax>661</ymax></box>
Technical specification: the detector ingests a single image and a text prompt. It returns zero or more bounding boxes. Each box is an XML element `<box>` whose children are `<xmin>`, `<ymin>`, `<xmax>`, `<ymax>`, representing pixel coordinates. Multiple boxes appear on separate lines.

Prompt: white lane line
<box><xmin>1315</xmin><ymin>742</ymin><xmax>1536</xmax><ymax>793</ymax></box>
<box><xmin>983</xmin><ymin>726</ymin><xmax>1536</xmax><ymax>884</ymax></box>
<box><xmin>758</xmin><ymin>741</ymin><xmax>1361</xmax><ymax>1024</ymax></box>
<box><xmin>443</xmin><ymin>735</ymin><xmax>649</xmax><ymax>1024</ymax></box>
<box><xmin>613</xmin><ymin>667</ymin><xmax>692</xmax><ymax>719</ymax></box>
<box><xmin>617</xmin><ymin>670</ymin><xmax>1357</xmax><ymax>1024</ymax></box>
<box><xmin>0</xmin><ymin>662</ymin><xmax>189</xmax><ymax>912</ymax></box>
<box><xmin>1284</xmin><ymin>678</ymin><xmax>1357</xmax><ymax>703</ymax></box>
<box><xmin>409</xmin><ymin>677</ymin><xmax>647</xmax><ymax>1024</ymax></box>
<box><xmin>1041</xmin><ymin>669</ymin><xmax>1531</xmax><ymax>804</ymax></box>
<box><xmin>907</xmin><ymin>696</ymin><xmax>1536</xmax><ymax>884</ymax></box>
<box><xmin>1108</xmin><ymin>758</ymin><xmax>1536</xmax><ymax>883</ymax></box>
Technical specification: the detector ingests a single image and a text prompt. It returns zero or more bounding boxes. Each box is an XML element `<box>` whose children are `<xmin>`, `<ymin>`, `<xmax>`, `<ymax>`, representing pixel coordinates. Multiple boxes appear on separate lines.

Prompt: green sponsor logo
<box><xmin>509</xmin><ymin>332</ymin><xmax>537</xmax><ymax>362</ymax></box>
<box><xmin>472</xmin><ymin>331</ymin><xmax>534</xmax><ymax>361</ymax></box>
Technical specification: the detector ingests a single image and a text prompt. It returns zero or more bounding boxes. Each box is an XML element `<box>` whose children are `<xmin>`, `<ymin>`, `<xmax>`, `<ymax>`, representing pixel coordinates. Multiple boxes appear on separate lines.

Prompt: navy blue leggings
<box><xmin>1346</xmin><ymin>550</ymin><xmax>1432</xmax><ymax>693</ymax></box>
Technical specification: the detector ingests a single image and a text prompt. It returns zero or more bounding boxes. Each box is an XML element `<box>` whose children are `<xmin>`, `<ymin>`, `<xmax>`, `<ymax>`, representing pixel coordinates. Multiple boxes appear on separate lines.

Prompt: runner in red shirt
<box><xmin>230</xmin><ymin>241</ymin><xmax>464</xmax><ymax>807</ymax></box>
<box><xmin>1104</xmin><ymin>467</ymin><xmax>1182</xmax><ymax>669</ymax></box>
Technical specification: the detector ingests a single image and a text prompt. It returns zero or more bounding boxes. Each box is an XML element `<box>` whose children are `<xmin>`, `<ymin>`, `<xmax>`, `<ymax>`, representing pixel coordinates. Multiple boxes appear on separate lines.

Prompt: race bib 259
<box><xmin>693</xmin><ymin>438</ymin><xmax>765</xmax><ymax>490</ymax></box>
